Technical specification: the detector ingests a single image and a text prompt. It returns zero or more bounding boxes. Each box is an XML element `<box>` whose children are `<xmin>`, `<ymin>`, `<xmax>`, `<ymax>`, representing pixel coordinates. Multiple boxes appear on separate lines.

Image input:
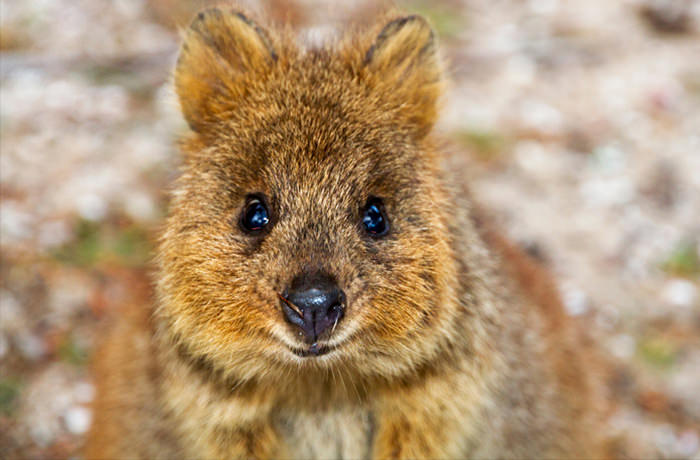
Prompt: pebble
<box><xmin>15</xmin><ymin>333</ymin><xmax>46</xmax><ymax>361</ymax></box>
<box><xmin>63</xmin><ymin>406</ymin><xmax>92</xmax><ymax>435</ymax></box>
<box><xmin>560</xmin><ymin>283</ymin><xmax>589</xmax><ymax>316</ymax></box>
<box><xmin>124</xmin><ymin>190</ymin><xmax>157</xmax><ymax>221</ymax></box>
<box><xmin>654</xmin><ymin>423</ymin><xmax>677</xmax><ymax>453</ymax></box>
<box><xmin>677</xmin><ymin>430</ymin><xmax>699</xmax><ymax>457</ymax></box>
<box><xmin>76</xmin><ymin>193</ymin><xmax>108</xmax><ymax>221</ymax></box>
<box><xmin>0</xmin><ymin>201</ymin><xmax>35</xmax><ymax>244</ymax></box>
<box><xmin>591</xmin><ymin>144</ymin><xmax>627</xmax><ymax>174</ymax></box>
<box><xmin>505</xmin><ymin>55</ymin><xmax>536</xmax><ymax>87</ymax></box>
<box><xmin>579</xmin><ymin>176</ymin><xmax>635</xmax><ymax>207</ymax></box>
<box><xmin>608</xmin><ymin>334</ymin><xmax>636</xmax><ymax>359</ymax></box>
<box><xmin>518</xmin><ymin>100</ymin><xmax>563</xmax><ymax>137</ymax></box>
<box><xmin>662</xmin><ymin>279</ymin><xmax>698</xmax><ymax>308</ymax></box>
<box><xmin>37</xmin><ymin>219</ymin><xmax>71</xmax><ymax>249</ymax></box>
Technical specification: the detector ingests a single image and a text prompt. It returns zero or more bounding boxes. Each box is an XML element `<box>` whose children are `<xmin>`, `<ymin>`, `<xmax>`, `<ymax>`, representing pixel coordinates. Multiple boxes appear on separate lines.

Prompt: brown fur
<box><xmin>86</xmin><ymin>8</ymin><xmax>604</xmax><ymax>459</ymax></box>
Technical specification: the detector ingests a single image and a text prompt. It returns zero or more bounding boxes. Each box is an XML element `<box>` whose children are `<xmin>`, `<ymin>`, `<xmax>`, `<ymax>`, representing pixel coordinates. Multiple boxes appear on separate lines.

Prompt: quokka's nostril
<box><xmin>282</xmin><ymin>273</ymin><xmax>346</xmax><ymax>343</ymax></box>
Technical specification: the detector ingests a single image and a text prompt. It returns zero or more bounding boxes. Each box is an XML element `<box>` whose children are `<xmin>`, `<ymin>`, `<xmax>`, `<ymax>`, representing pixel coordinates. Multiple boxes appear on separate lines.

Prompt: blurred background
<box><xmin>1</xmin><ymin>0</ymin><xmax>699</xmax><ymax>458</ymax></box>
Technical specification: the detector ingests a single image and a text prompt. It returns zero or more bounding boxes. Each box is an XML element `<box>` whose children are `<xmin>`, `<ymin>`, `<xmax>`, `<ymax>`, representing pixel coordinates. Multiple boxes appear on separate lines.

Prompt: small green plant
<box><xmin>637</xmin><ymin>337</ymin><xmax>677</xmax><ymax>371</ymax></box>
<box><xmin>52</xmin><ymin>218</ymin><xmax>153</xmax><ymax>268</ymax></box>
<box><xmin>456</xmin><ymin>129</ymin><xmax>507</xmax><ymax>160</ymax></box>
<box><xmin>662</xmin><ymin>240</ymin><xmax>700</xmax><ymax>278</ymax></box>
<box><xmin>52</xmin><ymin>219</ymin><xmax>102</xmax><ymax>266</ymax></box>
<box><xmin>0</xmin><ymin>378</ymin><xmax>22</xmax><ymax>416</ymax></box>
<box><xmin>58</xmin><ymin>335</ymin><xmax>89</xmax><ymax>366</ymax></box>
<box><xmin>111</xmin><ymin>225</ymin><xmax>152</xmax><ymax>267</ymax></box>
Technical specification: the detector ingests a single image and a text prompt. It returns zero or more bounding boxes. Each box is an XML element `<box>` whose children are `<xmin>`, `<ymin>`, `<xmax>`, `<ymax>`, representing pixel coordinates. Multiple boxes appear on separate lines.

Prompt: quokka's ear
<box><xmin>364</xmin><ymin>15</ymin><xmax>442</xmax><ymax>136</ymax></box>
<box><xmin>175</xmin><ymin>8</ymin><xmax>277</xmax><ymax>132</ymax></box>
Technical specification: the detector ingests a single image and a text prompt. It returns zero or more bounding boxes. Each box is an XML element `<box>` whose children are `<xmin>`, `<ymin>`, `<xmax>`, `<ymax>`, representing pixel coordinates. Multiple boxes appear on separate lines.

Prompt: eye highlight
<box><xmin>362</xmin><ymin>197</ymin><xmax>389</xmax><ymax>237</ymax></box>
<box><xmin>240</xmin><ymin>195</ymin><xmax>270</xmax><ymax>233</ymax></box>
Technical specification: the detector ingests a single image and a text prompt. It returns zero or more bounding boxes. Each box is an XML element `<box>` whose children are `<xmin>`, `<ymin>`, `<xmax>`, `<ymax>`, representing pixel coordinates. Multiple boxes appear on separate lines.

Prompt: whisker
<box><xmin>331</xmin><ymin>315</ymin><xmax>339</xmax><ymax>335</ymax></box>
<box><xmin>277</xmin><ymin>293</ymin><xmax>303</xmax><ymax>317</ymax></box>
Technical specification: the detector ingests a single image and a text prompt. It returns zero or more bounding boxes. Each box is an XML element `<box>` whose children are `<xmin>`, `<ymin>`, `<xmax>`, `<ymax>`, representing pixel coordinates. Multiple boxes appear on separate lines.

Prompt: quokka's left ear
<box><xmin>175</xmin><ymin>8</ymin><xmax>277</xmax><ymax>132</ymax></box>
<box><xmin>363</xmin><ymin>15</ymin><xmax>443</xmax><ymax>137</ymax></box>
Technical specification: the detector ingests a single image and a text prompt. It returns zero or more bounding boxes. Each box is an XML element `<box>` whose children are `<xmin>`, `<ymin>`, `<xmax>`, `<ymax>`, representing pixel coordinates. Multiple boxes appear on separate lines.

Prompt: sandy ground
<box><xmin>1</xmin><ymin>0</ymin><xmax>699</xmax><ymax>458</ymax></box>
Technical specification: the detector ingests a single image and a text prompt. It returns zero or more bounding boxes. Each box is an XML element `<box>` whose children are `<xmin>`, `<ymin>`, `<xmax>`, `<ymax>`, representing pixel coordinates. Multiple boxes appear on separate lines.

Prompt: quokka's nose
<box><xmin>281</xmin><ymin>273</ymin><xmax>345</xmax><ymax>344</ymax></box>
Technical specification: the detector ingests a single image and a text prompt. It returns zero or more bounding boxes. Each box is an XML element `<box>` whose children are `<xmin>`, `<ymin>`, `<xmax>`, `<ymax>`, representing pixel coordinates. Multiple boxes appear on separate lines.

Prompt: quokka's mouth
<box><xmin>288</xmin><ymin>341</ymin><xmax>337</xmax><ymax>358</ymax></box>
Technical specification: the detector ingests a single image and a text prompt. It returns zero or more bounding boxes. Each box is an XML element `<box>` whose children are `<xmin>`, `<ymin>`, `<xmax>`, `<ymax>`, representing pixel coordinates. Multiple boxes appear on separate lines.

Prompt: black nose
<box><xmin>281</xmin><ymin>273</ymin><xmax>345</xmax><ymax>343</ymax></box>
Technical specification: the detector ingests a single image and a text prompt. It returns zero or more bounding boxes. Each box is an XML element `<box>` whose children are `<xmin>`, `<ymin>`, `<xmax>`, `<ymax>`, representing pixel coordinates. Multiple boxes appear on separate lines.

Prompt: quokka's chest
<box><xmin>273</xmin><ymin>406</ymin><xmax>375</xmax><ymax>459</ymax></box>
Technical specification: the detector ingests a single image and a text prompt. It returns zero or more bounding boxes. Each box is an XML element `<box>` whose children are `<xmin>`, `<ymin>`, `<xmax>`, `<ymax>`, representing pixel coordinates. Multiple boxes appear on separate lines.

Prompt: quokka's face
<box><xmin>158</xmin><ymin>9</ymin><xmax>459</xmax><ymax>380</ymax></box>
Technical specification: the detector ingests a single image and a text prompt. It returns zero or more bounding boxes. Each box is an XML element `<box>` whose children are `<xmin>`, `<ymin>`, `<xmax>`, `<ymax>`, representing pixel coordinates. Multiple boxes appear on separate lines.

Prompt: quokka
<box><xmin>86</xmin><ymin>8</ymin><xmax>604</xmax><ymax>459</ymax></box>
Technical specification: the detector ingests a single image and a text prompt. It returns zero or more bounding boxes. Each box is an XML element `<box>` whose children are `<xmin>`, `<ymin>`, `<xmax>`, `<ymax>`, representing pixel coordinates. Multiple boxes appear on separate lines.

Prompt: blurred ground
<box><xmin>1</xmin><ymin>0</ymin><xmax>699</xmax><ymax>458</ymax></box>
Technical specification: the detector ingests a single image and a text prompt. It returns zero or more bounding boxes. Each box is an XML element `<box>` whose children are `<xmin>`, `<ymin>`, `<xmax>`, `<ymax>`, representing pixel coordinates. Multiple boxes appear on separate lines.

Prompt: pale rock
<box><xmin>63</xmin><ymin>406</ymin><xmax>92</xmax><ymax>435</ymax></box>
<box><xmin>662</xmin><ymin>279</ymin><xmax>698</xmax><ymax>308</ymax></box>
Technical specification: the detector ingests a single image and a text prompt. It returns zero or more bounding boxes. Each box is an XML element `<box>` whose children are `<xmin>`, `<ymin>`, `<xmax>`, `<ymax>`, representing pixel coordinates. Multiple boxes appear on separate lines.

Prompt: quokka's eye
<box><xmin>240</xmin><ymin>195</ymin><xmax>270</xmax><ymax>233</ymax></box>
<box><xmin>362</xmin><ymin>197</ymin><xmax>389</xmax><ymax>237</ymax></box>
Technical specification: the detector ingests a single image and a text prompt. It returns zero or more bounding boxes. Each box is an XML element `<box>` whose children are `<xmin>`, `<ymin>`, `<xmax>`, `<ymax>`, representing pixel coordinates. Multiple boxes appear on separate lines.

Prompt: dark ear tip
<box><xmin>184</xmin><ymin>8</ymin><xmax>277</xmax><ymax>63</ymax></box>
<box><xmin>406</xmin><ymin>14</ymin><xmax>435</xmax><ymax>41</ymax></box>
<box><xmin>190</xmin><ymin>8</ymin><xmax>258</xmax><ymax>29</ymax></box>
<box><xmin>365</xmin><ymin>14</ymin><xmax>435</xmax><ymax>65</ymax></box>
<box><xmin>189</xmin><ymin>7</ymin><xmax>223</xmax><ymax>31</ymax></box>
<box><xmin>234</xmin><ymin>11</ymin><xmax>252</xmax><ymax>24</ymax></box>
<box><xmin>194</xmin><ymin>7</ymin><xmax>222</xmax><ymax>20</ymax></box>
<box><xmin>232</xmin><ymin>10</ymin><xmax>279</xmax><ymax>62</ymax></box>
<box><xmin>396</xmin><ymin>14</ymin><xmax>429</xmax><ymax>27</ymax></box>
<box><xmin>383</xmin><ymin>14</ymin><xmax>432</xmax><ymax>34</ymax></box>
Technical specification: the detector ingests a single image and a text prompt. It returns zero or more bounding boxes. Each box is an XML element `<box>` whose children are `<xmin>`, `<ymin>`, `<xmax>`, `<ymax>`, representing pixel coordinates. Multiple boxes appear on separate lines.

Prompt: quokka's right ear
<box><xmin>362</xmin><ymin>15</ymin><xmax>442</xmax><ymax>138</ymax></box>
<box><xmin>175</xmin><ymin>8</ymin><xmax>277</xmax><ymax>132</ymax></box>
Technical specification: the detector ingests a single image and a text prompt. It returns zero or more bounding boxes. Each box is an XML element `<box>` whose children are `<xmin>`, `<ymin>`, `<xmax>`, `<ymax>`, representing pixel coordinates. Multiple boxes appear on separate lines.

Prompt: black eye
<box><xmin>240</xmin><ymin>196</ymin><xmax>270</xmax><ymax>233</ymax></box>
<box><xmin>362</xmin><ymin>198</ymin><xmax>389</xmax><ymax>237</ymax></box>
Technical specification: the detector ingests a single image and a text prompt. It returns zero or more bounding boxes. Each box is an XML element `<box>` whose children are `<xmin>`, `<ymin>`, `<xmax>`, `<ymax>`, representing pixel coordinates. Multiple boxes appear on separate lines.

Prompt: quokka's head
<box><xmin>158</xmin><ymin>8</ymin><xmax>461</xmax><ymax>382</ymax></box>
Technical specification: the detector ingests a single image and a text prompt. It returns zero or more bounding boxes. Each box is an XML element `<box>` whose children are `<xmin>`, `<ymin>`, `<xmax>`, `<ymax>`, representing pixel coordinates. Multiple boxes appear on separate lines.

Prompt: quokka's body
<box><xmin>86</xmin><ymin>9</ymin><xmax>604</xmax><ymax>459</ymax></box>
